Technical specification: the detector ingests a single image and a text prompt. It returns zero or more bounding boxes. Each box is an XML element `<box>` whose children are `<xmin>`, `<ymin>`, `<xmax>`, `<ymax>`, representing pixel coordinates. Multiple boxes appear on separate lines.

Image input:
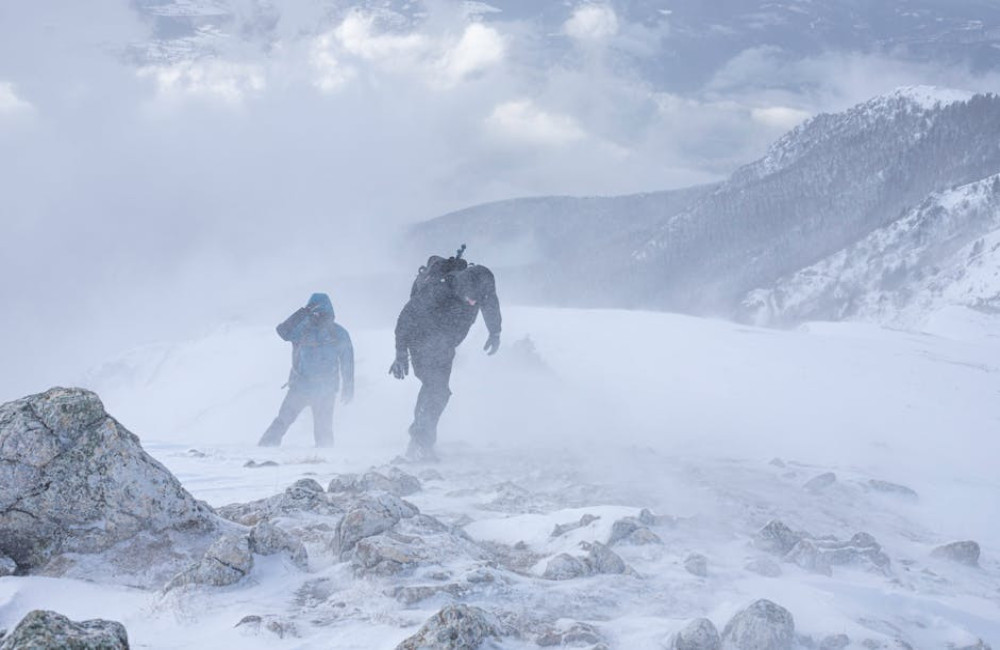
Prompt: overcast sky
<box><xmin>2</xmin><ymin>0</ymin><xmax>999</xmax><ymax>401</ymax></box>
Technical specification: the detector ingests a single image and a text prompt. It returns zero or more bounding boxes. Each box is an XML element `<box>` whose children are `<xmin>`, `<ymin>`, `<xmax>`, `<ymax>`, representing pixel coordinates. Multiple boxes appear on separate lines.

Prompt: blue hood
<box><xmin>307</xmin><ymin>293</ymin><xmax>335</xmax><ymax>319</ymax></box>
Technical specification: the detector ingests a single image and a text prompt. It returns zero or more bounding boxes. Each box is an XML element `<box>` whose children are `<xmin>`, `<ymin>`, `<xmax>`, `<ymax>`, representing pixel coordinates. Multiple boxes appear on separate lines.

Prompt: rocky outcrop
<box><xmin>721</xmin><ymin>599</ymin><xmax>795</xmax><ymax>650</ymax></box>
<box><xmin>249</xmin><ymin>521</ymin><xmax>309</xmax><ymax>570</ymax></box>
<box><xmin>395</xmin><ymin>605</ymin><xmax>499</xmax><ymax>650</ymax></box>
<box><xmin>0</xmin><ymin>388</ymin><xmax>220</xmax><ymax>586</ymax></box>
<box><xmin>0</xmin><ymin>553</ymin><xmax>15</xmax><ymax>577</ymax></box>
<box><xmin>542</xmin><ymin>542</ymin><xmax>630</xmax><ymax>580</ymax></box>
<box><xmin>753</xmin><ymin>521</ymin><xmax>891</xmax><ymax>576</ymax></box>
<box><xmin>0</xmin><ymin>610</ymin><xmax>129</xmax><ymax>650</ymax></box>
<box><xmin>537</xmin><ymin>622</ymin><xmax>606</xmax><ymax>647</ymax></box>
<box><xmin>332</xmin><ymin>493</ymin><xmax>419</xmax><ymax>558</ymax></box>
<box><xmin>327</xmin><ymin>468</ymin><xmax>422</xmax><ymax>497</ymax></box>
<box><xmin>165</xmin><ymin>534</ymin><xmax>254</xmax><ymax>590</ymax></box>
<box><xmin>217</xmin><ymin>478</ymin><xmax>341</xmax><ymax>526</ymax></box>
<box><xmin>670</xmin><ymin>618</ymin><xmax>721</xmax><ymax>650</ymax></box>
<box><xmin>931</xmin><ymin>540</ymin><xmax>981</xmax><ymax>567</ymax></box>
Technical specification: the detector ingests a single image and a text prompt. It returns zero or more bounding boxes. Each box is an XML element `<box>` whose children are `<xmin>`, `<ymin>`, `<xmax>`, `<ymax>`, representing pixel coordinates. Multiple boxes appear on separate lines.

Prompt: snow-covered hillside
<box><xmin>1</xmin><ymin>306</ymin><xmax>997</xmax><ymax>648</ymax></box>
<box><xmin>744</xmin><ymin>174</ymin><xmax>1000</xmax><ymax>326</ymax></box>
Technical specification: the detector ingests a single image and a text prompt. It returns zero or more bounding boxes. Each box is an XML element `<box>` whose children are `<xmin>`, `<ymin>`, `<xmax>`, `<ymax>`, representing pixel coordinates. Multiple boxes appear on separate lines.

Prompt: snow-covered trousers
<box><xmin>259</xmin><ymin>383</ymin><xmax>335</xmax><ymax>447</ymax></box>
<box><xmin>409</xmin><ymin>346</ymin><xmax>454</xmax><ymax>449</ymax></box>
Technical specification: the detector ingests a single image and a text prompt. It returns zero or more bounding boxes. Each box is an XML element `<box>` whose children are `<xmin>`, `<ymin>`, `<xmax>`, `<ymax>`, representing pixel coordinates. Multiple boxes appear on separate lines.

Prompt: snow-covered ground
<box><xmin>1</xmin><ymin>306</ymin><xmax>998</xmax><ymax>648</ymax></box>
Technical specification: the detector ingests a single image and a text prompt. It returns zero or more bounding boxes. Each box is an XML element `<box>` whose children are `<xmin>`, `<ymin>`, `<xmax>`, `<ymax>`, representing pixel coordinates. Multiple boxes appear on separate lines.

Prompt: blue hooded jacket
<box><xmin>277</xmin><ymin>293</ymin><xmax>354</xmax><ymax>393</ymax></box>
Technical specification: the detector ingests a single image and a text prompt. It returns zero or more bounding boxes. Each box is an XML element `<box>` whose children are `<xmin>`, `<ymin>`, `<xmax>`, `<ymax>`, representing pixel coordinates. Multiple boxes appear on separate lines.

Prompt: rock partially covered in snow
<box><xmin>328</xmin><ymin>468</ymin><xmax>422</xmax><ymax>497</ymax></box>
<box><xmin>551</xmin><ymin>514</ymin><xmax>600</xmax><ymax>538</ymax></box>
<box><xmin>866</xmin><ymin>480</ymin><xmax>918</xmax><ymax>500</ymax></box>
<box><xmin>754</xmin><ymin>521</ymin><xmax>890</xmax><ymax>576</ymax></box>
<box><xmin>542</xmin><ymin>542</ymin><xmax>630</xmax><ymax>580</ymax></box>
<box><xmin>537</xmin><ymin>622</ymin><xmax>605</xmax><ymax>647</ymax></box>
<box><xmin>218</xmin><ymin>478</ymin><xmax>340</xmax><ymax>526</ymax></box>
<box><xmin>819</xmin><ymin>633</ymin><xmax>851</xmax><ymax>649</ymax></box>
<box><xmin>165</xmin><ymin>534</ymin><xmax>253</xmax><ymax>590</ymax></box>
<box><xmin>684</xmin><ymin>553</ymin><xmax>709</xmax><ymax>577</ymax></box>
<box><xmin>0</xmin><ymin>388</ymin><xmax>219</xmax><ymax>585</ymax></box>
<box><xmin>931</xmin><ymin>540</ymin><xmax>980</xmax><ymax>567</ymax></box>
<box><xmin>608</xmin><ymin>516</ymin><xmax>663</xmax><ymax>546</ymax></box>
<box><xmin>753</xmin><ymin>520</ymin><xmax>803</xmax><ymax>555</ymax></box>
<box><xmin>333</xmin><ymin>493</ymin><xmax>419</xmax><ymax>558</ymax></box>
<box><xmin>669</xmin><ymin>618</ymin><xmax>721</xmax><ymax>650</ymax></box>
<box><xmin>744</xmin><ymin>557</ymin><xmax>781</xmax><ymax>578</ymax></box>
<box><xmin>721</xmin><ymin>599</ymin><xmax>795</xmax><ymax>650</ymax></box>
<box><xmin>249</xmin><ymin>521</ymin><xmax>308</xmax><ymax>570</ymax></box>
<box><xmin>395</xmin><ymin>604</ymin><xmax>499</xmax><ymax>650</ymax></box>
<box><xmin>0</xmin><ymin>610</ymin><xmax>129</xmax><ymax>650</ymax></box>
<box><xmin>804</xmin><ymin>472</ymin><xmax>837</xmax><ymax>492</ymax></box>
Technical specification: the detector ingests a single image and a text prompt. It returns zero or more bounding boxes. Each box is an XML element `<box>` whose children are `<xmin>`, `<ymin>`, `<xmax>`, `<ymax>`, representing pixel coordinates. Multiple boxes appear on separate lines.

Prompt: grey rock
<box><xmin>820</xmin><ymin>634</ymin><xmax>850</xmax><ymax>650</ymax></box>
<box><xmin>395</xmin><ymin>604</ymin><xmax>499</xmax><ymax>650</ymax></box>
<box><xmin>166</xmin><ymin>534</ymin><xmax>253</xmax><ymax>590</ymax></box>
<box><xmin>670</xmin><ymin>618</ymin><xmax>721</xmax><ymax>650</ymax></box>
<box><xmin>786</xmin><ymin>540</ymin><xmax>834</xmax><ymax>576</ymax></box>
<box><xmin>0</xmin><ymin>609</ymin><xmax>129</xmax><ymax>650</ymax></box>
<box><xmin>0</xmin><ymin>388</ymin><xmax>219</xmax><ymax>585</ymax></box>
<box><xmin>333</xmin><ymin>492</ymin><xmax>419</xmax><ymax>558</ymax></box>
<box><xmin>243</xmin><ymin>460</ymin><xmax>279</xmax><ymax>468</ymax></box>
<box><xmin>218</xmin><ymin>478</ymin><xmax>338</xmax><ymax>526</ymax></box>
<box><xmin>931</xmin><ymin>540</ymin><xmax>980</xmax><ymax>567</ymax></box>
<box><xmin>608</xmin><ymin>517</ymin><xmax>663</xmax><ymax>546</ymax></box>
<box><xmin>721</xmin><ymin>599</ymin><xmax>795</xmax><ymax>650</ymax></box>
<box><xmin>866</xmin><ymin>480</ymin><xmax>918</xmax><ymax>500</ymax></box>
<box><xmin>0</xmin><ymin>553</ymin><xmax>15</xmax><ymax>577</ymax></box>
<box><xmin>950</xmin><ymin>640</ymin><xmax>992</xmax><ymax>650</ymax></box>
<box><xmin>586</xmin><ymin>541</ymin><xmax>627</xmax><ymax>575</ymax></box>
<box><xmin>543</xmin><ymin>553</ymin><xmax>589</xmax><ymax>580</ymax></box>
<box><xmin>551</xmin><ymin>514</ymin><xmax>600</xmax><ymax>538</ymax></box>
<box><xmin>804</xmin><ymin>472</ymin><xmax>837</xmax><ymax>492</ymax></box>
<box><xmin>249</xmin><ymin>521</ymin><xmax>308</xmax><ymax>570</ymax></box>
<box><xmin>327</xmin><ymin>474</ymin><xmax>361</xmax><ymax>493</ymax></box>
<box><xmin>685</xmin><ymin>553</ymin><xmax>709</xmax><ymax>577</ymax></box>
<box><xmin>753</xmin><ymin>520</ymin><xmax>804</xmax><ymax>556</ymax></box>
<box><xmin>234</xmin><ymin>614</ymin><xmax>299</xmax><ymax>639</ymax></box>
<box><xmin>363</xmin><ymin>468</ymin><xmax>422</xmax><ymax>497</ymax></box>
<box><xmin>744</xmin><ymin>557</ymin><xmax>782</xmax><ymax>578</ymax></box>
<box><xmin>392</xmin><ymin>583</ymin><xmax>467</xmax><ymax>606</ymax></box>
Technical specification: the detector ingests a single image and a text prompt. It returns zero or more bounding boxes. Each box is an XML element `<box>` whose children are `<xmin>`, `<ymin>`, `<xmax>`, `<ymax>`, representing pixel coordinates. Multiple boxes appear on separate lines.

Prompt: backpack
<box><xmin>410</xmin><ymin>244</ymin><xmax>469</xmax><ymax>297</ymax></box>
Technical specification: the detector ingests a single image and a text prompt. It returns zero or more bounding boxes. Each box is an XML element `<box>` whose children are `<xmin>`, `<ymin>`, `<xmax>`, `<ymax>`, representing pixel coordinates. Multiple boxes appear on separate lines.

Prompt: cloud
<box><xmin>486</xmin><ymin>99</ymin><xmax>587</xmax><ymax>146</ymax></box>
<box><xmin>334</xmin><ymin>10</ymin><xmax>429</xmax><ymax>65</ymax></box>
<box><xmin>565</xmin><ymin>4</ymin><xmax>620</xmax><ymax>42</ymax></box>
<box><xmin>751</xmin><ymin>106</ymin><xmax>812</xmax><ymax>130</ymax></box>
<box><xmin>438</xmin><ymin>23</ymin><xmax>506</xmax><ymax>87</ymax></box>
<box><xmin>138</xmin><ymin>60</ymin><xmax>266</xmax><ymax>105</ymax></box>
<box><xmin>0</xmin><ymin>82</ymin><xmax>33</xmax><ymax>114</ymax></box>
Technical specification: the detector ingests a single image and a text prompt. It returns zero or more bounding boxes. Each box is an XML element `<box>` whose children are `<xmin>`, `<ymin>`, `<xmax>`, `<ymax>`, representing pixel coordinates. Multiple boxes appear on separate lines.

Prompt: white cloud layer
<box><xmin>0</xmin><ymin>82</ymin><xmax>33</xmax><ymax>114</ymax></box>
<box><xmin>487</xmin><ymin>99</ymin><xmax>587</xmax><ymax>145</ymax></box>
<box><xmin>751</xmin><ymin>106</ymin><xmax>812</xmax><ymax>130</ymax></box>
<box><xmin>565</xmin><ymin>4</ymin><xmax>620</xmax><ymax>41</ymax></box>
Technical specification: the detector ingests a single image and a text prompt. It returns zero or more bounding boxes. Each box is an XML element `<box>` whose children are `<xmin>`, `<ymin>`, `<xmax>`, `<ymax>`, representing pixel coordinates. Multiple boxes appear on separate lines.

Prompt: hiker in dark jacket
<box><xmin>259</xmin><ymin>293</ymin><xmax>354</xmax><ymax>447</ymax></box>
<box><xmin>390</xmin><ymin>264</ymin><xmax>501</xmax><ymax>461</ymax></box>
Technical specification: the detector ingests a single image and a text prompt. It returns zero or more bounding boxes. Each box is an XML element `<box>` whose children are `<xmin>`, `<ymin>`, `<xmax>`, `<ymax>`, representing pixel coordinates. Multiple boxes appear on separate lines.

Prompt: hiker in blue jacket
<box><xmin>259</xmin><ymin>293</ymin><xmax>354</xmax><ymax>447</ymax></box>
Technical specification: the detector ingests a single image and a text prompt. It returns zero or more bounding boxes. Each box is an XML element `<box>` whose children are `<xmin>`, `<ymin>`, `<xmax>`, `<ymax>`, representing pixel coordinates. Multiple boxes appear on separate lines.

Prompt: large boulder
<box><xmin>0</xmin><ymin>388</ymin><xmax>220</xmax><ymax>585</ymax></box>
<box><xmin>0</xmin><ymin>609</ymin><xmax>129</xmax><ymax>650</ymax></box>
<box><xmin>395</xmin><ymin>605</ymin><xmax>499</xmax><ymax>650</ymax></box>
<box><xmin>670</xmin><ymin>618</ymin><xmax>721</xmax><ymax>650</ymax></box>
<box><xmin>721</xmin><ymin>599</ymin><xmax>795</xmax><ymax>650</ymax></box>
<box><xmin>931</xmin><ymin>541</ymin><xmax>980</xmax><ymax>567</ymax></box>
<box><xmin>165</xmin><ymin>534</ymin><xmax>254</xmax><ymax>590</ymax></box>
<box><xmin>332</xmin><ymin>492</ymin><xmax>419</xmax><ymax>558</ymax></box>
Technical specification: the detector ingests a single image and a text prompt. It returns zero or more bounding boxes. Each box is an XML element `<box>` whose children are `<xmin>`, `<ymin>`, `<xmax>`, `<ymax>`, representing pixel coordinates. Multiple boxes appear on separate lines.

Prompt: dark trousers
<box><xmin>409</xmin><ymin>346</ymin><xmax>454</xmax><ymax>449</ymax></box>
<box><xmin>259</xmin><ymin>384</ymin><xmax>335</xmax><ymax>447</ymax></box>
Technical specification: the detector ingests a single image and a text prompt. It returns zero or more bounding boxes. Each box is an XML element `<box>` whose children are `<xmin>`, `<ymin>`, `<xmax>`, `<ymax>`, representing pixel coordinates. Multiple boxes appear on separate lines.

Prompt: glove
<box><xmin>483</xmin><ymin>332</ymin><xmax>500</xmax><ymax>355</ymax></box>
<box><xmin>389</xmin><ymin>353</ymin><xmax>409</xmax><ymax>379</ymax></box>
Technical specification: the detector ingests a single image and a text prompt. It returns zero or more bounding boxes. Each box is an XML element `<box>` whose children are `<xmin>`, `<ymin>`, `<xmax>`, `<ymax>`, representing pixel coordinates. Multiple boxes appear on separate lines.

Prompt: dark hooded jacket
<box><xmin>278</xmin><ymin>293</ymin><xmax>354</xmax><ymax>391</ymax></box>
<box><xmin>395</xmin><ymin>265</ymin><xmax>501</xmax><ymax>356</ymax></box>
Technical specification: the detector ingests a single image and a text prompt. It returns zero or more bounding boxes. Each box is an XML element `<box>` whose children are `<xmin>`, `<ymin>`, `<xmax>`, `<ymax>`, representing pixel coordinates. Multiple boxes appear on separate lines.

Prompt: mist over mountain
<box><xmin>410</xmin><ymin>87</ymin><xmax>1000</xmax><ymax>324</ymax></box>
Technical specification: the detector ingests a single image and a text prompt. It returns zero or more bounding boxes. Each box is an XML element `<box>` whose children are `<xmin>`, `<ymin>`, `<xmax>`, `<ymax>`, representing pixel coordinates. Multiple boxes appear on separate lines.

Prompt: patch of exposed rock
<box><xmin>542</xmin><ymin>542</ymin><xmax>631</xmax><ymax>580</ymax></box>
<box><xmin>608</xmin><ymin>515</ymin><xmax>663</xmax><ymax>546</ymax></box>
<box><xmin>249</xmin><ymin>521</ymin><xmax>309</xmax><ymax>570</ymax></box>
<box><xmin>352</xmin><ymin>514</ymin><xmax>490</xmax><ymax>578</ymax></box>
<box><xmin>721</xmin><ymin>599</ymin><xmax>795</xmax><ymax>650</ymax></box>
<box><xmin>0</xmin><ymin>388</ymin><xmax>221</xmax><ymax>587</ymax></box>
<box><xmin>217</xmin><ymin>478</ymin><xmax>341</xmax><ymax>526</ymax></box>
<box><xmin>0</xmin><ymin>609</ymin><xmax>129</xmax><ymax>650</ymax></box>
<box><xmin>332</xmin><ymin>492</ymin><xmax>419</xmax><ymax>558</ymax></box>
<box><xmin>165</xmin><ymin>533</ymin><xmax>253</xmax><ymax>590</ymax></box>
<box><xmin>753</xmin><ymin>520</ymin><xmax>890</xmax><ymax>576</ymax></box>
<box><xmin>931</xmin><ymin>540</ymin><xmax>980</xmax><ymax>567</ymax></box>
<box><xmin>327</xmin><ymin>468</ymin><xmax>422</xmax><ymax>497</ymax></box>
<box><xmin>395</xmin><ymin>604</ymin><xmax>500</xmax><ymax>650</ymax></box>
<box><xmin>537</xmin><ymin>621</ymin><xmax>606</xmax><ymax>647</ymax></box>
<box><xmin>804</xmin><ymin>472</ymin><xmax>837</xmax><ymax>492</ymax></box>
<box><xmin>668</xmin><ymin>618</ymin><xmax>721</xmax><ymax>650</ymax></box>
<box><xmin>865</xmin><ymin>480</ymin><xmax>918</xmax><ymax>500</ymax></box>
<box><xmin>551</xmin><ymin>514</ymin><xmax>600</xmax><ymax>538</ymax></box>
<box><xmin>684</xmin><ymin>553</ymin><xmax>709</xmax><ymax>577</ymax></box>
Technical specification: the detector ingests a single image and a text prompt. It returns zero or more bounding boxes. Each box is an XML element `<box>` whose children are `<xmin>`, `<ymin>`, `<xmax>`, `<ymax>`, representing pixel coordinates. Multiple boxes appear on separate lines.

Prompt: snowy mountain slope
<box><xmin>631</xmin><ymin>88</ymin><xmax>1000</xmax><ymax>314</ymax></box>
<box><xmin>411</xmin><ymin>87</ymin><xmax>1000</xmax><ymax>322</ymax></box>
<box><xmin>2</xmin><ymin>306</ymin><xmax>996</xmax><ymax>648</ymax></box>
<box><xmin>743</xmin><ymin>173</ymin><xmax>1000</xmax><ymax>327</ymax></box>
